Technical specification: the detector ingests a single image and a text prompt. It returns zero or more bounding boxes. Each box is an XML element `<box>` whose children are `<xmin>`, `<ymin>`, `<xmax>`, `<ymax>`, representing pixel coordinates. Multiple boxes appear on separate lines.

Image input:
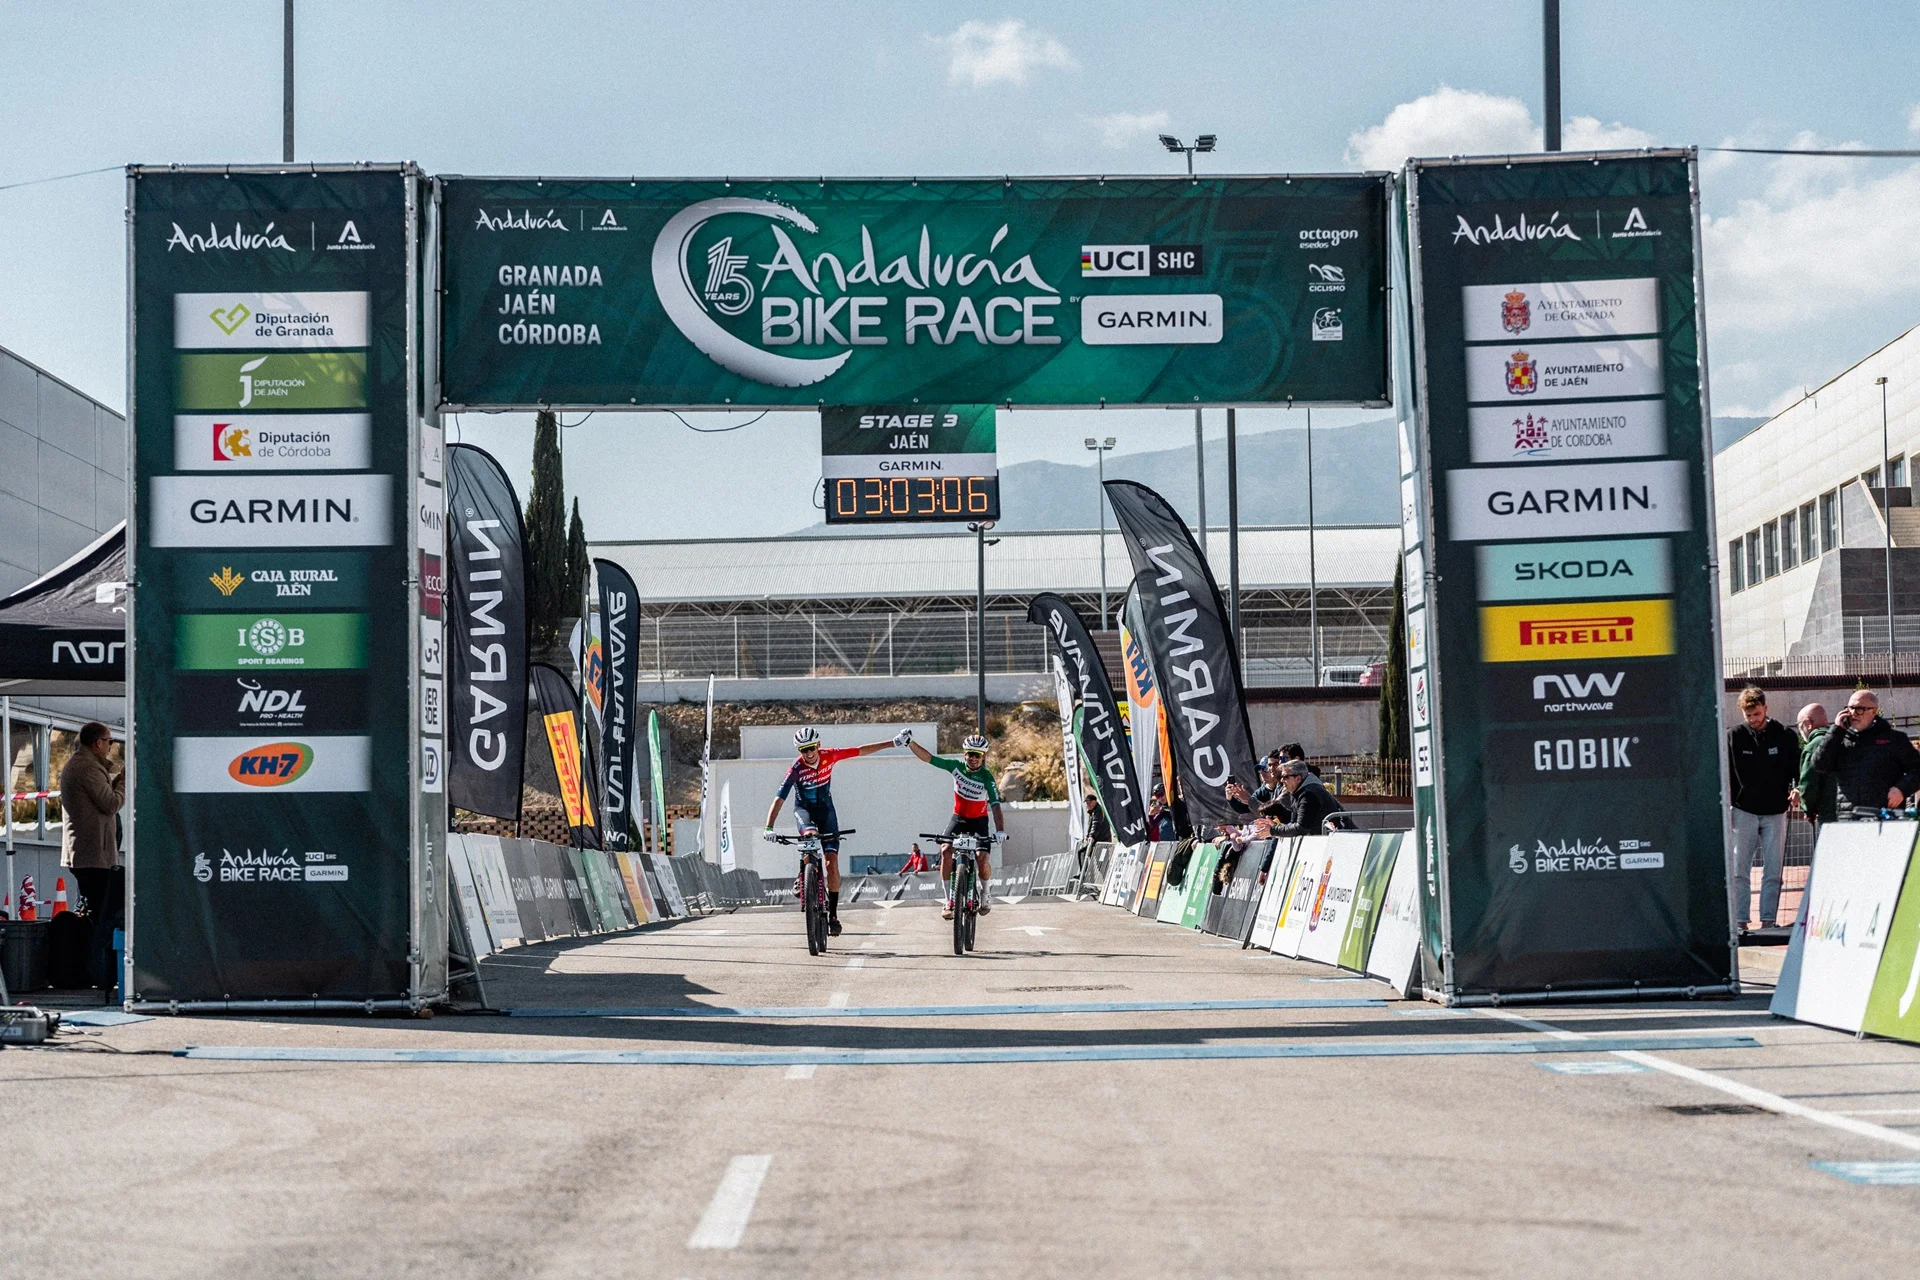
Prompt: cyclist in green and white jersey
<box><xmin>902</xmin><ymin>731</ymin><xmax>1005</xmax><ymax>919</ymax></box>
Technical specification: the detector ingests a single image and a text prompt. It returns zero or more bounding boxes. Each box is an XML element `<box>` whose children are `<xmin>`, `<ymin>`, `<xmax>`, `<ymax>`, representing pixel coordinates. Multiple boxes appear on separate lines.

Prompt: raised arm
<box><xmin>907</xmin><ymin>740</ymin><xmax>935</xmax><ymax>764</ymax></box>
<box><xmin>854</xmin><ymin>737</ymin><xmax>897</xmax><ymax>757</ymax></box>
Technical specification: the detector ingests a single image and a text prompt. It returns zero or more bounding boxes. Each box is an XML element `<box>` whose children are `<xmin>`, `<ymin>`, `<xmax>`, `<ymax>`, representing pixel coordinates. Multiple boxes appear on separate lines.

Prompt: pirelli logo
<box><xmin>1481</xmin><ymin>598</ymin><xmax>1674</xmax><ymax>663</ymax></box>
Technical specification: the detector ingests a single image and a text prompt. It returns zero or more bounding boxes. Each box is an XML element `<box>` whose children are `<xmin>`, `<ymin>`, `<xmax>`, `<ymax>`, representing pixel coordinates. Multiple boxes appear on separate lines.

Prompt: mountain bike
<box><xmin>923</xmin><ymin>831</ymin><xmax>1001</xmax><ymax>956</ymax></box>
<box><xmin>767</xmin><ymin>830</ymin><xmax>854</xmax><ymax>956</ymax></box>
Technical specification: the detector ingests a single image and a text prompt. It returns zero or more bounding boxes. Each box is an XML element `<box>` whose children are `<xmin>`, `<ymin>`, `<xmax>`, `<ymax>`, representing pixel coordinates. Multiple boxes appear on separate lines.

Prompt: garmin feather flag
<box><xmin>1103</xmin><ymin>480</ymin><xmax>1258</xmax><ymax>833</ymax></box>
<box><xmin>446</xmin><ymin>444</ymin><xmax>528</xmax><ymax>822</ymax></box>
<box><xmin>1028</xmin><ymin>592</ymin><xmax>1146</xmax><ymax>844</ymax></box>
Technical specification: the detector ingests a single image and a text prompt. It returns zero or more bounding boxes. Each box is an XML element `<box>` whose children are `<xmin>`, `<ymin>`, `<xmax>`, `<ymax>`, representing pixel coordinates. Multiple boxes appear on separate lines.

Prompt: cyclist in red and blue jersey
<box><xmin>763</xmin><ymin>726</ymin><xmax>905</xmax><ymax>935</ymax></box>
<box><xmin>902</xmin><ymin>731</ymin><xmax>1005</xmax><ymax>919</ymax></box>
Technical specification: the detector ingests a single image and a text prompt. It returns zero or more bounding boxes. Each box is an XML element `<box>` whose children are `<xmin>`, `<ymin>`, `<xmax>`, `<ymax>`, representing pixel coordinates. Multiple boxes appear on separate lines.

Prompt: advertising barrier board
<box><xmin>1270</xmin><ymin>836</ymin><xmax>1328</xmax><ymax>958</ymax></box>
<box><xmin>1295</xmin><ymin>832</ymin><xmax>1370</xmax><ymax>967</ymax></box>
<box><xmin>1771</xmin><ymin>822</ymin><xmax>1918</xmax><ymax>1032</ymax></box>
<box><xmin>1861</xmin><ymin>824</ymin><xmax>1920</xmax><ymax>1042</ymax></box>
<box><xmin>1365</xmin><ymin>838</ymin><xmax>1425</xmax><ymax>996</ymax></box>
<box><xmin>1179</xmin><ymin>845</ymin><xmax>1223</xmax><ymax>930</ymax></box>
<box><xmin>1247</xmin><ymin>839</ymin><xmax>1299</xmax><ymax>951</ymax></box>
<box><xmin>1338</xmin><ymin>832</ymin><xmax>1406</xmax><ymax>972</ymax></box>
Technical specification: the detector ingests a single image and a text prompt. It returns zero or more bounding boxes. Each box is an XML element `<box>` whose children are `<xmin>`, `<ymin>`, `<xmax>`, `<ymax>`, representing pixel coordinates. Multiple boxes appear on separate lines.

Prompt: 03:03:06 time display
<box><xmin>826</xmin><ymin>475</ymin><xmax>1001</xmax><ymax>524</ymax></box>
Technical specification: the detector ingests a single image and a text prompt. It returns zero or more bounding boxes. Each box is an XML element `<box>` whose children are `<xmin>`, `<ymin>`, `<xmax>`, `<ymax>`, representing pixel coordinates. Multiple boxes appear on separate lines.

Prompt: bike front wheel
<box><xmin>804</xmin><ymin>863</ymin><xmax>824</xmax><ymax>956</ymax></box>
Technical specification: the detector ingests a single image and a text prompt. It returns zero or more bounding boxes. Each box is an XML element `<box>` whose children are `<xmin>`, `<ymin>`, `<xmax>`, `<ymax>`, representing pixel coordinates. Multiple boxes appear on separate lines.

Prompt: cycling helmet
<box><xmin>962</xmin><ymin>733</ymin><xmax>990</xmax><ymax>755</ymax></box>
<box><xmin>794</xmin><ymin>726</ymin><xmax>822</xmax><ymax>749</ymax></box>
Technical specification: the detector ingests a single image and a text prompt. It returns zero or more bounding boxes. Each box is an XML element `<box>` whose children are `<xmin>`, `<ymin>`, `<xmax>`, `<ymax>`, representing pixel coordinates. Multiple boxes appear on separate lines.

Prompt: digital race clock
<box><xmin>820</xmin><ymin>404</ymin><xmax>1000</xmax><ymax>525</ymax></box>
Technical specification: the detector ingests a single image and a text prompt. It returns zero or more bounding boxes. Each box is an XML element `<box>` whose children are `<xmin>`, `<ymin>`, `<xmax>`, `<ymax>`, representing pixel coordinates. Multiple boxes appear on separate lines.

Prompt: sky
<box><xmin>5</xmin><ymin>0</ymin><xmax>1918</xmax><ymax>538</ymax></box>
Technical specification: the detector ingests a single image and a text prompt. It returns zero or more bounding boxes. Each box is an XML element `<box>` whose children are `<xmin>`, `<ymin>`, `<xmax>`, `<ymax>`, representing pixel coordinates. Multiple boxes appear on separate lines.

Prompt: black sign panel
<box><xmin>1482</xmin><ymin>658</ymin><xmax>1676</xmax><ymax>724</ymax></box>
<box><xmin>1482</xmin><ymin>723</ymin><xmax>1673</xmax><ymax>786</ymax></box>
<box><xmin>175</xmin><ymin>672</ymin><xmax>370</xmax><ymax>733</ymax></box>
<box><xmin>175</xmin><ymin>552</ymin><xmax>371</xmax><ymax>611</ymax></box>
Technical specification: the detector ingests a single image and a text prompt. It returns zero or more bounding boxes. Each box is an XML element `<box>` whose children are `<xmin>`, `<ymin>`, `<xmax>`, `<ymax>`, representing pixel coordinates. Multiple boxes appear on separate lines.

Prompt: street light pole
<box><xmin>1227</xmin><ymin>408</ymin><xmax>1241</xmax><ymax>641</ymax></box>
<box><xmin>970</xmin><ymin>522</ymin><xmax>996</xmax><ymax>733</ymax></box>
<box><xmin>1194</xmin><ymin>408</ymin><xmax>1206</xmax><ymax>557</ymax></box>
<box><xmin>1306</xmin><ymin>408</ymin><xmax>1320</xmax><ymax>686</ymax></box>
<box><xmin>1878</xmin><ymin>376</ymin><xmax>1894</xmax><ymax>663</ymax></box>
<box><xmin>283</xmin><ymin>0</ymin><xmax>295</xmax><ymax>163</ymax></box>
<box><xmin>1086</xmin><ymin>437</ymin><xmax>1117</xmax><ymax>628</ymax></box>
<box><xmin>1543</xmin><ymin>0</ymin><xmax>1561</xmax><ymax>152</ymax></box>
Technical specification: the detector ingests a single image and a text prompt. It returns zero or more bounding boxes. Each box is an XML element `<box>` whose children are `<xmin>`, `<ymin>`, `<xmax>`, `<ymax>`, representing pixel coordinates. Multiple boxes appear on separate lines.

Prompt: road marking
<box><xmin>173</xmin><ymin>1034</ymin><xmax>1759</xmax><ymax>1068</ymax></box>
<box><xmin>1837</xmin><ymin>1108</ymin><xmax>1920</xmax><ymax>1116</ymax></box>
<box><xmin>845</xmin><ymin>956</ymin><xmax>866</xmax><ymax>970</ymax></box>
<box><xmin>687</xmin><ymin>1154</ymin><xmax>772</xmax><ymax>1249</ymax></box>
<box><xmin>1479</xmin><ymin>1007</ymin><xmax>1920</xmax><ymax>1154</ymax></box>
<box><xmin>504</xmin><ymin>996</ymin><xmax>1386</xmax><ymax>1020</ymax></box>
<box><xmin>860</xmin><ymin>940</ymin><xmax>877</xmax><ymax>950</ymax></box>
<box><xmin>784</xmin><ymin>1063</ymin><xmax>816</xmax><ymax>1080</ymax></box>
<box><xmin>1538</xmin><ymin>1061</ymin><xmax>1650</xmax><ymax>1075</ymax></box>
<box><xmin>1002</xmin><ymin>926</ymin><xmax>1056</xmax><ymax>937</ymax></box>
<box><xmin>1812</xmin><ymin>1160</ymin><xmax>1920</xmax><ymax>1185</ymax></box>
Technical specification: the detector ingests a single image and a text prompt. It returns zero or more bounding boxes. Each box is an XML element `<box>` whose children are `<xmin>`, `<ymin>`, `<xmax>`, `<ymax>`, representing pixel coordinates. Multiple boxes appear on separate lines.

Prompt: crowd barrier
<box><xmin>1770</xmin><ymin>820</ymin><xmax>1920</xmax><ymax>1046</ymax></box>
<box><xmin>448</xmin><ymin>834</ymin><xmax>773</xmax><ymax>964</ymax></box>
<box><xmin>1094</xmin><ymin>830</ymin><xmax>1422</xmax><ymax>994</ymax></box>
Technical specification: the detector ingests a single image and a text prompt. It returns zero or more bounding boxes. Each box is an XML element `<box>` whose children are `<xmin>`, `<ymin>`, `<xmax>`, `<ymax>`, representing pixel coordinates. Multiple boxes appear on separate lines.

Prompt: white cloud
<box><xmin>1344</xmin><ymin>86</ymin><xmax>1652</xmax><ymax>169</ymax></box>
<box><xmin>1087</xmin><ymin>110</ymin><xmax>1170</xmax><ymax>150</ymax></box>
<box><xmin>1703</xmin><ymin>156</ymin><xmax>1920</xmax><ymax>333</ymax></box>
<box><xmin>934</xmin><ymin>19</ymin><xmax>1076</xmax><ymax>89</ymax></box>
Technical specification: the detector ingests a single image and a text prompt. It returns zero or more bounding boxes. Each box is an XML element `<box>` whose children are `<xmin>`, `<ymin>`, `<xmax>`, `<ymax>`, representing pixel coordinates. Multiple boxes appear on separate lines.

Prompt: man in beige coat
<box><xmin>59</xmin><ymin>722</ymin><xmax>124</xmax><ymax>980</ymax></box>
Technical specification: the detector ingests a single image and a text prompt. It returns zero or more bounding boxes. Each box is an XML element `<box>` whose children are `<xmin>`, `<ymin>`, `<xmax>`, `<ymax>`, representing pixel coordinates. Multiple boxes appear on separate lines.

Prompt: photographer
<box><xmin>1810</xmin><ymin>690</ymin><xmax>1920</xmax><ymax>819</ymax></box>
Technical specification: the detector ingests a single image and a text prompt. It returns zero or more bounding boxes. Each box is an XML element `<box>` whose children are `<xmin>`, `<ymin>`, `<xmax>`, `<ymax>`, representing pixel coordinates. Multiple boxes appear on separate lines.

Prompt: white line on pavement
<box><xmin>860</xmin><ymin>940</ymin><xmax>877</xmax><ymax>949</ymax></box>
<box><xmin>687</xmin><ymin>1155</ymin><xmax>772</xmax><ymax>1250</ymax></box>
<box><xmin>784</xmin><ymin>1063</ymin><xmax>817</xmax><ymax>1080</ymax></box>
<box><xmin>828</xmin><ymin>992</ymin><xmax>849</xmax><ymax>1008</ymax></box>
<box><xmin>845</xmin><ymin>956</ymin><xmax>866</xmax><ymax>970</ymax></box>
<box><xmin>1479</xmin><ymin>1008</ymin><xmax>1920</xmax><ymax>1154</ymax></box>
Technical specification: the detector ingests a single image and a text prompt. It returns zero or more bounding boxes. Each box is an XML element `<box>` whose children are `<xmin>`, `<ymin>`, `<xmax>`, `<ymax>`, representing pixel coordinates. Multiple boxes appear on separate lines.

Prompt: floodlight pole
<box><xmin>1879</xmin><ymin>376</ymin><xmax>1895</xmax><ymax>663</ymax></box>
<box><xmin>1087</xmin><ymin>438</ymin><xmax>1116</xmax><ymax>628</ymax></box>
<box><xmin>1306</xmin><ymin>408</ymin><xmax>1320</xmax><ymax>686</ymax></box>
<box><xmin>282</xmin><ymin>0</ymin><xmax>295</xmax><ymax>163</ymax></box>
<box><xmin>970</xmin><ymin>522</ymin><xmax>995</xmax><ymax>733</ymax></box>
<box><xmin>1227</xmin><ymin>408</ymin><xmax>1241</xmax><ymax>642</ymax></box>
<box><xmin>1194</xmin><ymin>409</ymin><xmax>1207</xmax><ymax>557</ymax></box>
<box><xmin>1543</xmin><ymin>0</ymin><xmax>1561</xmax><ymax>151</ymax></box>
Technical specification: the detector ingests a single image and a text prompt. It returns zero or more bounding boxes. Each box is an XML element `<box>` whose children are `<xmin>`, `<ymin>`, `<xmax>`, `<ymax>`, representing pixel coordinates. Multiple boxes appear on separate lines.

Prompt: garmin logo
<box><xmin>189</xmin><ymin>496</ymin><xmax>356</xmax><ymax>526</ymax></box>
<box><xmin>166</xmin><ymin>221</ymin><xmax>297</xmax><ymax>254</ymax></box>
<box><xmin>150</xmin><ymin>476</ymin><xmax>393</xmax><ymax>548</ymax></box>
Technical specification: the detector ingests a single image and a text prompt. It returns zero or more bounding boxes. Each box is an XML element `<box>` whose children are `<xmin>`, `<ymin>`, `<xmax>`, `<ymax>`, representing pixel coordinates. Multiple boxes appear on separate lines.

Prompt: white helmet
<box><xmin>794</xmin><ymin>726</ymin><xmax>822</xmax><ymax>749</ymax></box>
<box><xmin>962</xmin><ymin>733</ymin><xmax>990</xmax><ymax>755</ymax></box>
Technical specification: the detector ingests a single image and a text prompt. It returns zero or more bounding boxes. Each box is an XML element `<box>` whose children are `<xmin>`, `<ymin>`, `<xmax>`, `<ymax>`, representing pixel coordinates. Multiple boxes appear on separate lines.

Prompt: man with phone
<box><xmin>1809</xmin><ymin>690</ymin><xmax>1920</xmax><ymax>819</ymax></box>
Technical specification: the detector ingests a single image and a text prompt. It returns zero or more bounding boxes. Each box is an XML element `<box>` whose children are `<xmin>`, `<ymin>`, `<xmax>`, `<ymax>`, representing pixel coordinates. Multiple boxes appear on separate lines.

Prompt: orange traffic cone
<box><xmin>52</xmin><ymin>877</ymin><xmax>68</xmax><ymax>916</ymax></box>
<box><xmin>19</xmin><ymin>875</ymin><xmax>35</xmax><ymax>921</ymax></box>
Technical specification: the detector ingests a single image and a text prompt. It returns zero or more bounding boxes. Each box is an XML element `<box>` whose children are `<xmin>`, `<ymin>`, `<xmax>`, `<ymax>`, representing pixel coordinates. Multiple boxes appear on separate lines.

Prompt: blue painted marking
<box><xmin>502</xmin><ymin>996</ymin><xmax>1387</xmax><ymax>1020</ymax></box>
<box><xmin>1812</xmin><ymin>1161</ymin><xmax>1920</xmax><ymax>1186</ymax></box>
<box><xmin>1537</xmin><ymin>1061</ymin><xmax>1650</xmax><ymax>1075</ymax></box>
<box><xmin>60</xmin><ymin>1009</ymin><xmax>153</xmax><ymax>1027</ymax></box>
<box><xmin>173</xmin><ymin>1034</ymin><xmax>1759</xmax><ymax>1067</ymax></box>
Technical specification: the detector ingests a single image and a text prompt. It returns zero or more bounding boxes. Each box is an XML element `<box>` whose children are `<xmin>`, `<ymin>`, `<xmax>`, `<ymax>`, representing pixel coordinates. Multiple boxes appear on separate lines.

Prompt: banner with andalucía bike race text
<box><xmin>437</xmin><ymin>177</ymin><xmax>1388</xmax><ymax>409</ymax></box>
<box><xmin>1401</xmin><ymin>151</ymin><xmax>1731</xmax><ymax>1001</ymax></box>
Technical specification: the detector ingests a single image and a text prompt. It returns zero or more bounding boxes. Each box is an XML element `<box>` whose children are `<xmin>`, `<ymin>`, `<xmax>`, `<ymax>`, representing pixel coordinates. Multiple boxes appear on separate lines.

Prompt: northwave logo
<box><xmin>166</xmin><ymin>221</ymin><xmax>297</xmax><ymax>254</ymax></box>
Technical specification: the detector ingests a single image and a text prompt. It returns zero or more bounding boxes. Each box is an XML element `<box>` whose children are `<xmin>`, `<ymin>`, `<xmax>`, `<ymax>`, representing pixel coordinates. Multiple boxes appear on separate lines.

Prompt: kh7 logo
<box><xmin>651</xmin><ymin>199</ymin><xmax>1062</xmax><ymax>388</ymax></box>
<box><xmin>227</xmin><ymin>741</ymin><xmax>314</xmax><ymax>786</ymax></box>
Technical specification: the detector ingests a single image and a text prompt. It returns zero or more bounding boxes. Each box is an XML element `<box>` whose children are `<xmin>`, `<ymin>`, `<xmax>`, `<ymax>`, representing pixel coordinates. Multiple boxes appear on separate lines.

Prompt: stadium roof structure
<box><xmin>592</xmin><ymin>525</ymin><xmax>1398</xmax><ymax>605</ymax></box>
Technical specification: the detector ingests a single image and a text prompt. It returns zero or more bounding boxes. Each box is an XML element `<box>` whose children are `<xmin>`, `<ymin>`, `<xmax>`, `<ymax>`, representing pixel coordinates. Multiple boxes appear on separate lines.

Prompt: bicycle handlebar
<box><xmin>918</xmin><ymin>831</ymin><xmax>1006</xmax><ymax>843</ymax></box>
<box><xmin>766</xmin><ymin>829</ymin><xmax>856</xmax><ymax>844</ymax></box>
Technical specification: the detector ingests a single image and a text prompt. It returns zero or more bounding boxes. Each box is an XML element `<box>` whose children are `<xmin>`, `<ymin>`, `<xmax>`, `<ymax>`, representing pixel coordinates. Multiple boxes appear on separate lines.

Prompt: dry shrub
<box><xmin>994</xmin><ymin>706</ymin><xmax>1067</xmax><ymax>801</ymax></box>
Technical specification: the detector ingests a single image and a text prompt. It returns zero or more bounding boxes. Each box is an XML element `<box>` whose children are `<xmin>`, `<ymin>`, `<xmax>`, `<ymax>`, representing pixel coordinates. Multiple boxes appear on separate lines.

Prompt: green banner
<box><xmin>175</xmin><ymin>612</ymin><xmax>370</xmax><ymax>669</ymax></box>
<box><xmin>131</xmin><ymin>168</ymin><xmax>421</xmax><ymax>1004</ymax></box>
<box><xmin>1179</xmin><ymin>845</ymin><xmax>1223</xmax><ymax>929</ymax></box>
<box><xmin>648</xmin><ymin>710</ymin><xmax>667</xmax><ymax>853</ymax></box>
<box><xmin>174</xmin><ymin>351</ymin><xmax>368</xmax><ymax>410</ymax></box>
<box><xmin>1401</xmin><ymin>152</ymin><xmax>1730</xmax><ymax>1000</ymax></box>
<box><xmin>175</xmin><ymin>552</ymin><xmax>371</xmax><ymax>610</ymax></box>
<box><xmin>440</xmin><ymin>177</ymin><xmax>1388</xmax><ymax>408</ymax></box>
<box><xmin>1861</xmin><ymin>827</ymin><xmax>1920</xmax><ymax>1042</ymax></box>
<box><xmin>1337</xmin><ymin>832</ymin><xmax>1405</xmax><ymax>970</ymax></box>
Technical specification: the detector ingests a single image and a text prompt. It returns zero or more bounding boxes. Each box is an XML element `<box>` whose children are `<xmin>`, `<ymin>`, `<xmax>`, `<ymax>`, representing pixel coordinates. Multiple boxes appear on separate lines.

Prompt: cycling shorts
<box><xmin>943</xmin><ymin>814</ymin><xmax>993</xmax><ymax>849</ymax></box>
<box><xmin>795</xmin><ymin>802</ymin><xmax>841</xmax><ymax>855</ymax></box>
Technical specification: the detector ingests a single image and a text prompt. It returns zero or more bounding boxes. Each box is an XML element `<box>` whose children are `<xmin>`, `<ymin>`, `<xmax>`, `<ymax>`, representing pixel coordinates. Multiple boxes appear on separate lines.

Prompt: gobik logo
<box><xmin>651</xmin><ymin>199</ymin><xmax>1063</xmax><ymax>388</ymax></box>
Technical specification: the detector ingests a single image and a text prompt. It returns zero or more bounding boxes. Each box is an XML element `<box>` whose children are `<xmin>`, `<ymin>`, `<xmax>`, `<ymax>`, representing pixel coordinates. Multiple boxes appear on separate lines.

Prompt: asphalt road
<box><xmin>9</xmin><ymin>897</ymin><xmax>1920</xmax><ymax>1278</ymax></box>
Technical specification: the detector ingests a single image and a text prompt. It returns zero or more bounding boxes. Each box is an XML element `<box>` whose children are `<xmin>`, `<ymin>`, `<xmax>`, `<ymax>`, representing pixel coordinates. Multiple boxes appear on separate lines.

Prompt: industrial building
<box><xmin>1715</xmin><ymin>324</ymin><xmax>1920</xmax><ymax>672</ymax></box>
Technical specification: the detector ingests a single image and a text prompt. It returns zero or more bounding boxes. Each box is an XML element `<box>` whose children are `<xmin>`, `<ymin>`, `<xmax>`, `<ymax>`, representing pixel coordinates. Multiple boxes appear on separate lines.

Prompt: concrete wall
<box><xmin>1248</xmin><ymin>696</ymin><xmax>1379</xmax><ymax>756</ymax></box>
<box><xmin>738</xmin><ymin>723</ymin><xmax>938</xmax><ymax>759</ymax></box>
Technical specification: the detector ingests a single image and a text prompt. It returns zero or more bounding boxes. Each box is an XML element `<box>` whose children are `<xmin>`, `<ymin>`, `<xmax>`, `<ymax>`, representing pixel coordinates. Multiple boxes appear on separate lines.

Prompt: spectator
<box><xmin>1726</xmin><ymin>686</ymin><xmax>1800</xmax><ymax>932</ymax></box>
<box><xmin>1226</xmin><ymin>757</ymin><xmax>1288</xmax><ymax>818</ymax></box>
<box><xmin>1796</xmin><ymin>703</ymin><xmax>1837</xmax><ymax>827</ymax></box>
<box><xmin>58</xmin><ymin>722</ymin><xmax>124</xmax><ymax>984</ymax></box>
<box><xmin>900</xmin><ymin>843</ymin><xmax>928</xmax><ymax>875</ymax></box>
<box><xmin>1144</xmin><ymin>784</ymin><xmax>1176</xmax><ymax>841</ymax></box>
<box><xmin>1082</xmin><ymin>790</ymin><xmax>1111</xmax><ymax>845</ymax></box>
<box><xmin>1811</xmin><ymin>689</ymin><xmax>1920</xmax><ymax>818</ymax></box>
<box><xmin>1269</xmin><ymin>760</ymin><xmax>1346</xmax><ymax>837</ymax></box>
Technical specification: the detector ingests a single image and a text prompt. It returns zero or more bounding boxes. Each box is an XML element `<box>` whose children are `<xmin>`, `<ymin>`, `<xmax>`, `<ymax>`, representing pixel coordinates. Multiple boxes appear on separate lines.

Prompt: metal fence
<box><xmin>1725</xmin><ymin>652</ymin><xmax>1920</xmax><ymax>681</ymax></box>
<box><xmin>636</xmin><ymin>612</ymin><xmax>1387</xmax><ymax>686</ymax></box>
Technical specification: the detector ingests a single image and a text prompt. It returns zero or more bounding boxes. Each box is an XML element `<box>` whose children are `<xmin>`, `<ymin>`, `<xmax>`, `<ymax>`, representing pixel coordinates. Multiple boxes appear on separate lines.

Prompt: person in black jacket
<box><xmin>1081</xmin><ymin>790</ymin><xmax>1111</xmax><ymax>845</ymax></box>
<box><xmin>1726</xmin><ymin>686</ymin><xmax>1800</xmax><ymax>931</ymax></box>
<box><xmin>1811</xmin><ymin>689</ymin><xmax>1920</xmax><ymax>819</ymax></box>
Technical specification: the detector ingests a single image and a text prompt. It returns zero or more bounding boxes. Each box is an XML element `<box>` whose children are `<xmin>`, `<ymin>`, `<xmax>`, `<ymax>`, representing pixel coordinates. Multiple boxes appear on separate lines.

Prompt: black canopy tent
<box><xmin>0</xmin><ymin>522</ymin><xmax>127</xmax><ymax>696</ymax></box>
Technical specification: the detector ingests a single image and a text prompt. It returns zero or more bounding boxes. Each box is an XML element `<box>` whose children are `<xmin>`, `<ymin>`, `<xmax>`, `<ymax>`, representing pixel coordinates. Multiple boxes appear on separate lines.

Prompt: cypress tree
<box><xmin>1378</xmin><ymin>560</ymin><xmax>1409</xmax><ymax>761</ymax></box>
<box><xmin>524</xmin><ymin>410</ymin><xmax>567</xmax><ymax>650</ymax></box>
<box><xmin>566</xmin><ymin>498</ymin><xmax>590</xmax><ymax>619</ymax></box>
